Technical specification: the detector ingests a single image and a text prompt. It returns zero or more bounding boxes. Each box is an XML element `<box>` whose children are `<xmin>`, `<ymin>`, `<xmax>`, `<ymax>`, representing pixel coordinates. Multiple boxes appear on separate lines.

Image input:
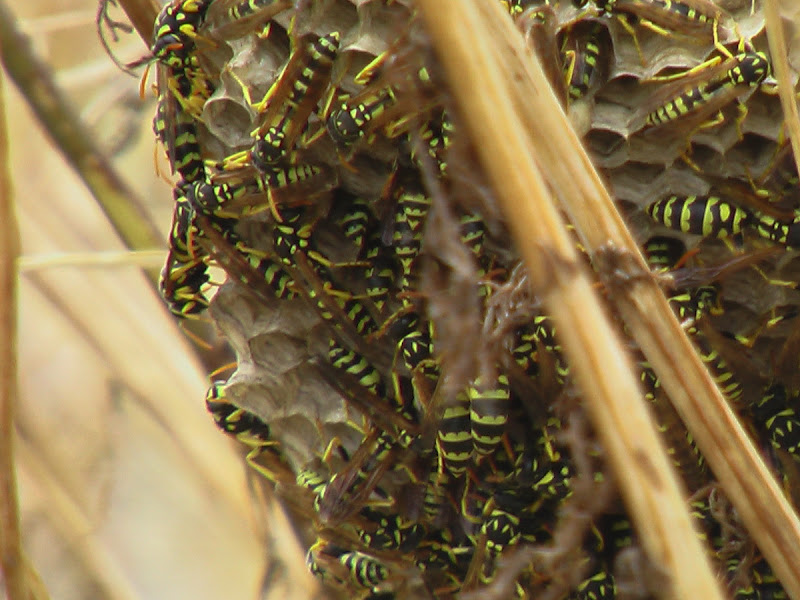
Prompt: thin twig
<box><xmin>0</xmin><ymin>0</ymin><xmax>163</xmax><ymax>257</ymax></box>
<box><xmin>416</xmin><ymin>2</ymin><xmax>725</xmax><ymax>598</ymax></box>
<box><xmin>18</xmin><ymin>250</ymin><xmax>165</xmax><ymax>272</ymax></box>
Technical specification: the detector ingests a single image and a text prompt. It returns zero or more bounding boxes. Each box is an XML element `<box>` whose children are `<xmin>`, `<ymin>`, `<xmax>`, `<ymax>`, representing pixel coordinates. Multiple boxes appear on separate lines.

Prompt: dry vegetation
<box><xmin>3</xmin><ymin>0</ymin><xmax>800</xmax><ymax>599</ymax></box>
<box><xmin>1</xmin><ymin>0</ymin><xmax>291</xmax><ymax>597</ymax></box>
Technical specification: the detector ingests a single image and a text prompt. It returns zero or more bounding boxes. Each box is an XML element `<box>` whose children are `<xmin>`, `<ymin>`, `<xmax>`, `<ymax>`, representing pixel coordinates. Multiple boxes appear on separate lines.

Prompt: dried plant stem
<box><xmin>116</xmin><ymin>0</ymin><xmax>160</xmax><ymax>51</ymax></box>
<box><xmin>0</xmin><ymin>0</ymin><xmax>162</xmax><ymax>256</ymax></box>
<box><xmin>15</xmin><ymin>436</ymin><xmax>142</xmax><ymax>600</ymax></box>
<box><xmin>765</xmin><ymin>0</ymin><xmax>800</xmax><ymax>179</ymax></box>
<box><xmin>488</xmin><ymin>11</ymin><xmax>800</xmax><ymax>600</ymax></box>
<box><xmin>417</xmin><ymin>1</ymin><xmax>726</xmax><ymax>598</ymax></box>
<box><xmin>430</xmin><ymin>1</ymin><xmax>800</xmax><ymax>598</ymax></box>
<box><xmin>18</xmin><ymin>250</ymin><xmax>165</xmax><ymax>272</ymax></box>
<box><xmin>0</xmin><ymin>54</ymin><xmax>24</xmax><ymax>600</ymax></box>
<box><xmin>0</xmin><ymin>61</ymin><xmax>49</xmax><ymax>600</ymax></box>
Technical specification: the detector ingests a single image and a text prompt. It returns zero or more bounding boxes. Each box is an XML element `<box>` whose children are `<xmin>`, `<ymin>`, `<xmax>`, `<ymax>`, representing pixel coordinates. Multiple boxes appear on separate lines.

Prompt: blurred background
<box><xmin>1</xmin><ymin>0</ymin><xmax>306</xmax><ymax>597</ymax></box>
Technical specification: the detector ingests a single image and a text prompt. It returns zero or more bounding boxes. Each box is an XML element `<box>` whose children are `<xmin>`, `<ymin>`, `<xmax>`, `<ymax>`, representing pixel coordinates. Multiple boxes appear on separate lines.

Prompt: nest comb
<box><xmin>134</xmin><ymin>0</ymin><xmax>800</xmax><ymax>597</ymax></box>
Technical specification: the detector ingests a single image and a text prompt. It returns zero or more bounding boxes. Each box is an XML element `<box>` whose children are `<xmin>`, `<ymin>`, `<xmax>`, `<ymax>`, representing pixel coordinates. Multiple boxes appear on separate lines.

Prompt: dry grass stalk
<box><xmin>1</xmin><ymin>0</ymin><xmax>285</xmax><ymax>596</ymax></box>
<box><xmin>415</xmin><ymin>1</ymin><xmax>723</xmax><ymax>599</ymax></box>
<box><xmin>474</xmin><ymin>6</ymin><xmax>800</xmax><ymax>599</ymax></box>
<box><xmin>15</xmin><ymin>437</ymin><xmax>140</xmax><ymax>600</ymax></box>
<box><xmin>765</xmin><ymin>0</ymin><xmax>800</xmax><ymax>182</ymax></box>
<box><xmin>0</xmin><ymin>57</ymin><xmax>49</xmax><ymax>600</ymax></box>
<box><xmin>4</xmin><ymin>0</ymin><xmax>254</xmax><ymax>522</ymax></box>
<box><xmin>428</xmin><ymin>1</ymin><xmax>800</xmax><ymax>598</ymax></box>
<box><xmin>0</xmin><ymin>50</ymin><xmax>25</xmax><ymax>600</ymax></box>
<box><xmin>0</xmin><ymin>0</ymin><xmax>163</xmax><ymax>257</ymax></box>
<box><xmin>17</xmin><ymin>250</ymin><xmax>165</xmax><ymax>272</ymax></box>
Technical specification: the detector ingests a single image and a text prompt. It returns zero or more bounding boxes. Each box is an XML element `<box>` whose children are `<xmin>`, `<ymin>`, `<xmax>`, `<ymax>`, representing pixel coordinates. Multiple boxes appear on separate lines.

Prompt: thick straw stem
<box><xmin>0</xmin><ymin>0</ymin><xmax>163</xmax><ymax>255</ymax></box>
<box><xmin>0</xmin><ymin>58</ymin><xmax>25</xmax><ymax>600</ymax></box>
<box><xmin>416</xmin><ymin>2</ymin><xmax>723</xmax><ymax>599</ymax></box>
<box><xmin>427</xmin><ymin>1</ymin><xmax>800</xmax><ymax>598</ymax></box>
<box><xmin>478</xmin><ymin>4</ymin><xmax>800</xmax><ymax>597</ymax></box>
<box><xmin>765</xmin><ymin>0</ymin><xmax>800</xmax><ymax>183</ymax></box>
<box><xmin>0</xmin><ymin>58</ymin><xmax>50</xmax><ymax>600</ymax></box>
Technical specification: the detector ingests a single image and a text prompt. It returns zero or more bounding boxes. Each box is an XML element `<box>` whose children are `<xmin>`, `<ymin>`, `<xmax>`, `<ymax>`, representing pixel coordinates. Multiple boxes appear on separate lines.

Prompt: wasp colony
<box><xmin>138</xmin><ymin>0</ymin><xmax>800</xmax><ymax>596</ymax></box>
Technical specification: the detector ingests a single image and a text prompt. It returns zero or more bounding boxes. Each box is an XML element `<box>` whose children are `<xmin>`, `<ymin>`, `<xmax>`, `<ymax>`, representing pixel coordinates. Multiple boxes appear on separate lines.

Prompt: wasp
<box><xmin>581</xmin><ymin>0</ymin><xmax>726</xmax><ymax>34</ymax></box>
<box><xmin>249</xmin><ymin>31</ymin><xmax>341</xmax><ymax>171</ymax></box>
<box><xmin>363</xmin><ymin>232</ymin><xmax>398</xmax><ymax>315</ymax></box>
<box><xmin>392</xmin><ymin>186</ymin><xmax>432</xmax><ymax>293</ymax></box>
<box><xmin>575</xmin><ymin>0</ymin><xmax>731</xmax><ymax>61</ymax></box>
<box><xmin>358</xmin><ymin>508</ymin><xmax>425</xmax><ymax>552</ymax></box>
<box><xmin>670</xmin><ymin>284</ymin><xmax>743</xmax><ymax>402</ymax></box>
<box><xmin>327</xmin><ymin>86</ymin><xmax>400</xmax><ymax>148</ymax></box>
<box><xmin>468</xmin><ymin>373</ymin><xmax>511</xmax><ymax>458</ymax></box>
<box><xmin>642</xmin><ymin>235</ymin><xmax>688</xmax><ymax>272</ymax></box>
<box><xmin>132</xmin><ymin>0</ymin><xmax>217</xmax><ymax>182</ymax></box>
<box><xmin>147</xmin><ymin>0</ymin><xmax>215</xmax><ymax>116</ymax></box>
<box><xmin>513</xmin><ymin>421</ymin><xmax>573</xmax><ymax>500</ymax></box>
<box><xmin>753</xmin><ymin>383</ymin><xmax>800</xmax><ymax>462</ymax></box>
<box><xmin>530</xmin><ymin>315</ymin><xmax>570</xmax><ymax>383</ymax></box>
<box><xmin>315</xmin><ymin>426</ymin><xmax>414</xmax><ymax>526</ymax></box>
<box><xmin>153</xmin><ymin>95</ymin><xmax>207</xmax><ymax>182</ymax></box>
<box><xmin>205</xmin><ymin>381</ymin><xmax>295</xmax><ymax>482</ymax></box>
<box><xmin>307</xmin><ymin>333</ymin><xmax>422</xmax><ymax>525</ymax></box>
<box><xmin>646</xmin><ymin>195</ymin><xmax>752</xmax><ymax>238</ymax></box>
<box><xmin>306</xmin><ymin>540</ymin><xmax>397</xmax><ymax>595</ymax></box>
<box><xmin>410</xmin><ymin>110</ymin><xmax>454</xmax><ymax>176</ymax></box>
<box><xmin>159</xmin><ymin>185</ymin><xmax>214</xmax><ymax>319</ymax></box>
<box><xmin>160</xmin><ymin>259</ymin><xmax>211</xmax><ymax>319</ymax></box>
<box><xmin>210</xmin><ymin>153</ymin><xmax>338</xmax><ymax>222</ymax></box>
<box><xmin>562</xmin><ymin>21</ymin><xmax>606</xmax><ymax>104</ymax></box>
<box><xmin>203</xmin><ymin>0</ymin><xmax>291</xmax><ymax>40</ymax></box>
<box><xmin>753</xmin><ymin>211</ymin><xmax>800</xmax><ymax>248</ymax></box>
<box><xmin>634</xmin><ymin>52</ymin><xmax>770</xmax><ymax>133</ymax></box>
<box><xmin>436</xmin><ymin>390</ymin><xmax>474</xmax><ymax>477</ymax></box>
<box><xmin>334</xmin><ymin>195</ymin><xmax>373</xmax><ymax>256</ymax></box>
<box><xmin>327</xmin><ymin>59</ymin><xmax>436</xmax><ymax>152</ymax></box>
<box><xmin>150</xmin><ymin>0</ymin><xmax>212</xmax><ymax>68</ymax></box>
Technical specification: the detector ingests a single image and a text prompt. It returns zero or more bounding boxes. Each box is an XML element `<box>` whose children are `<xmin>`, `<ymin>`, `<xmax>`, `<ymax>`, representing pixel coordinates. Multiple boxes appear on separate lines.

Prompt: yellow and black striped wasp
<box><xmin>205</xmin><ymin>380</ymin><xmax>295</xmax><ymax>483</ymax></box>
<box><xmin>631</xmin><ymin>51</ymin><xmax>771</xmax><ymax>137</ymax></box>
<box><xmin>574</xmin><ymin>0</ymin><xmax>733</xmax><ymax>61</ymax></box>
<box><xmin>129</xmin><ymin>0</ymin><xmax>217</xmax><ymax>182</ymax></box>
<box><xmin>159</xmin><ymin>181</ymin><xmax>218</xmax><ymax>319</ymax></box>
<box><xmin>305</xmin><ymin>538</ymin><xmax>418</xmax><ymax>597</ymax></box>
<box><xmin>326</xmin><ymin>31</ymin><xmax>440</xmax><ymax>155</ymax></box>
<box><xmin>561</xmin><ymin>20</ymin><xmax>607</xmax><ymax>106</ymax></box>
<box><xmin>646</xmin><ymin>194</ymin><xmax>752</xmax><ymax>238</ymax></box>
<box><xmin>246</xmin><ymin>31</ymin><xmax>341</xmax><ymax>172</ymax></box>
<box><xmin>149</xmin><ymin>0</ymin><xmax>212</xmax><ymax>69</ymax></box>
<box><xmin>312</xmin><ymin>343</ymin><xmax>424</xmax><ymax>526</ymax></box>
<box><xmin>206</xmin><ymin>157</ymin><xmax>338</xmax><ymax>221</ymax></box>
<box><xmin>752</xmin><ymin>383</ymin><xmax>800</xmax><ymax>464</ymax></box>
<box><xmin>753</xmin><ymin>210</ymin><xmax>800</xmax><ymax>249</ymax></box>
<box><xmin>203</xmin><ymin>0</ymin><xmax>292</xmax><ymax>40</ymax></box>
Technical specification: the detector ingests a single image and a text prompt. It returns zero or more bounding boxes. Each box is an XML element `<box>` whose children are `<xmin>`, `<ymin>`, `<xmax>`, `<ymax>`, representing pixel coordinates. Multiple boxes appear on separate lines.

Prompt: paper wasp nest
<box><xmin>152</xmin><ymin>0</ymin><xmax>800</xmax><ymax>597</ymax></box>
